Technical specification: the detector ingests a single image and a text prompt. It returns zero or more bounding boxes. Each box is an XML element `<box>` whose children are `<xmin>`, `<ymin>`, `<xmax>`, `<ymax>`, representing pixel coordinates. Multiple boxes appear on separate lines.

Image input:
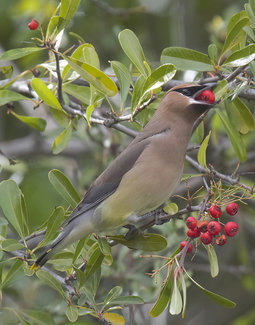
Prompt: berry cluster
<box><xmin>180</xmin><ymin>202</ymin><xmax>239</xmax><ymax>253</ymax></box>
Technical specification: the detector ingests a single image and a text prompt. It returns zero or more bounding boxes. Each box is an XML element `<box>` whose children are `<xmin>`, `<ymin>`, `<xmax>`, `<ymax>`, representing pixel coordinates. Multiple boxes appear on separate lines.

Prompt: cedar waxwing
<box><xmin>32</xmin><ymin>83</ymin><xmax>215</xmax><ymax>268</ymax></box>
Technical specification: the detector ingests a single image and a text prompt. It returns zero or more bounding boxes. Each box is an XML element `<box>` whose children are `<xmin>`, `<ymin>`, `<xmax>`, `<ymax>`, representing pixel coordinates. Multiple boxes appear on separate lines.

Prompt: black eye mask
<box><xmin>173</xmin><ymin>85</ymin><xmax>206</xmax><ymax>97</ymax></box>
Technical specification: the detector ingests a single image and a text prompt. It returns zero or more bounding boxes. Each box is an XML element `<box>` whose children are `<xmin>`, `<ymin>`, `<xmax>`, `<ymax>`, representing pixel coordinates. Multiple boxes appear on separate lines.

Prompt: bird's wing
<box><xmin>63</xmin><ymin>137</ymin><xmax>151</xmax><ymax>225</ymax></box>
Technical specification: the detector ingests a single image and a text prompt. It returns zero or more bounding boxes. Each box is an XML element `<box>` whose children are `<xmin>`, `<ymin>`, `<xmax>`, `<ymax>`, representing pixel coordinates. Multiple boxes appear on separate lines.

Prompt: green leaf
<box><xmin>142</xmin><ymin>64</ymin><xmax>176</xmax><ymax>97</ymax></box>
<box><xmin>0</xmin><ymin>180</ymin><xmax>29</xmax><ymax>239</ymax></box>
<box><xmin>221</xmin><ymin>14</ymin><xmax>250</xmax><ymax>55</ymax></box>
<box><xmin>169</xmin><ymin>277</ymin><xmax>182</xmax><ymax>315</ymax></box>
<box><xmin>79</xmin><ymin>43</ymin><xmax>100</xmax><ymax>68</ymax></box>
<box><xmin>60</xmin><ymin>0</ymin><xmax>81</xmax><ymax>22</ymax></box>
<box><xmin>245</xmin><ymin>1</ymin><xmax>255</xmax><ymax>25</ymax></box>
<box><xmin>0</xmin><ymin>90</ymin><xmax>31</xmax><ymax>106</ymax></box>
<box><xmin>224</xmin><ymin>44</ymin><xmax>255</xmax><ymax>67</ymax></box>
<box><xmin>213</xmin><ymin>79</ymin><xmax>229</xmax><ymax>101</ymax></box>
<box><xmin>111</xmin><ymin>60</ymin><xmax>133</xmax><ymax>108</ymax></box>
<box><xmin>46</xmin><ymin>16</ymin><xmax>66</xmax><ymax>40</ymax></box>
<box><xmin>36</xmin><ymin>270</ymin><xmax>66</xmax><ymax>300</ymax></box>
<box><xmin>208</xmin><ymin>43</ymin><xmax>218</xmax><ymax>63</ymax></box>
<box><xmin>180</xmin><ymin>272</ymin><xmax>186</xmax><ymax>318</ymax></box>
<box><xmin>76</xmin><ymin>245</ymin><xmax>104</xmax><ymax>288</ymax></box>
<box><xmin>98</xmin><ymin>237</ymin><xmax>111</xmax><ymax>256</ymax></box>
<box><xmin>72</xmin><ymin>237</ymin><xmax>87</xmax><ymax>263</ymax></box>
<box><xmin>0</xmin><ymin>259</ymin><xmax>23</xmax><ymax>289</ymax></box>
<box><xmin>1</xmin><ymin>239</ymin><xmax>24</xmax><ymax>252</ymax></box>
<box><xmin>131</xmin><ymin>74</ymin><xmax>146</xmax><ymax>114</ymax></box>
<box><xmin>86</xmin><ymin>104</ymin><xmax>96</xmax><ymax>127</ymax></box>
<box><xmin>0</xmin><ymin>65</ymin><xmax>13</xmax><ymax>79</ymax></box>
<box><xmin>149</xmin><ymin>274</ymin><xmax>172</xmax><ymax>317</ymax></box>
<box><xmin>15</xmin><ymin>310</ymin><xmax>56</xmax><ymax>325</ymax></box>
<box><xmin>225</xmin><ymin>97</ymin><xmax>255</xmax><ymax>134</ymax></box>
<box><xmin>81</xmin><ymin>286</ymin><xmax>97</xmax><ymax>309</ymax></box>
<box><xmin>31</xmin><ymin>78</ymin><xmax>62</xmax><ymax>110</ymax></box>
<box><xmin>51</xmin><ymin>108</ymin><xmax>70</xmax><ymax>128</ymax></box>
<box><xmin>203</xmin><ymin>288</ymin><xmax>236</xmax><ymax>308</ymax></box>
<box><xmin>192</xmin><ymin>120</ymin><xmax>204</xmax><ymax>144</ymax></box>
<box><xmin>63</xmin><ymin>43</ymin><xmax>100</xmax><ymax>81</ymax></box>
<box><xmin>36</xmin><ymin>207</ymin><xmax>65</xmax><ymax>248</ymax></box>
<box><xmin>52</xmin><ymin>123</ymin><xmax>73</xmax><ymax>154</ymax></box>
<box><xmin>111</xmin><ymin>295</ymin><xmax>144</xmax><ymax>306</ymax></box>
<box><xmin>48</xmin><ymin>169</ymin><xmax>80</xmax><ymax>208</ymax></box>
<box><xmin>186</xmin><ymin>270</ymin><xmax>236</xmax><ymax>308</ymax></box>
<box><xmin>11</xmin><ymin>111</ymin><xmax>46</xmax><ymax>132</ymax></box>
<box><xmin>103</xmin><ymin>286</ymin><xmax>122</xmax><ymax>309</ymax></box>
<box><xmin>161</xmin><ymin>47</ymin><xmax>214</xmax><ymax>71</ymax></box>
<box><xmin>197</xmin><ymin>131</ymin><xmax>211</xmax><ymax>168</ymax></box>
<box><xmin>206</xmin><ymin>244</ymin><xmax>219</xmax><ymax>278</ymax></box>
<box><xmin>226</xmin><ymin>11</ymin><xmax>249</xmax><ymax>37</ymax></box>
<box><xmin>163</xmin><ymin>203</ymin><xmax>178</xmax><ymax>215</ymax></box>
<box><xmin>63</xmin><ymin>56</ymin><xmax>118</xmax><ymax>97</ymax></box>
<box><xmin>65</xmin><ymin>305</ymin><xmax>79</xmax><ymax>323</ymax></box>
<box><xmin>217</xmin><ymin>108</ymin><xmax>247</xmax><ymax>162</ymax></box>
<box><xmin>98</xmin><ymin>237</ymin><xmax>113</xmax><ymax>266</ymax></box>
<box><xmin>83</xmin><ymin>267</ymin><xmax>101</xmax><ymax>299</ymax></box>
<box><xmin>118</xmin><ymin>29</ymin><xmax>150</xmax><ymax>77</ymax></box>
<box><xmin>108</xmin><ymin>233</ymin><xmax>167</xmax><ymax>251</ymax></box>
<box><xmin>62</xmin><ymin>83</ymin><xmax>91</xmax><ymax>105</ymax></box>
<box><xmin>103</xmin><ymin>312</ymin><xmax>125</xmax><ymax>325</ymax></box>
<box><xmin>0</xmin><ymin>47</ymin><xmax>45</xmax><ymax>61</ymax></box>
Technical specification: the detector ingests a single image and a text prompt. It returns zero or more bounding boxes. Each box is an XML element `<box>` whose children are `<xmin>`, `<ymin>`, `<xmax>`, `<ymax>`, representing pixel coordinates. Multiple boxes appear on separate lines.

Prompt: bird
<box><xmin>31</xmin><ymin>82</ymin><xmax>215</xmax><ymax>269</ymax></box>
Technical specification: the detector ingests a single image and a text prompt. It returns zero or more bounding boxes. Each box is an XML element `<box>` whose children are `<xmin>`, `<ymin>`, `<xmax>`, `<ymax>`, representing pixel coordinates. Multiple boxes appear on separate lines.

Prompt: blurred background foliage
<box><xmin>1</xmin><ymin>0</ymin><xmax>255</xmax><ymax>324</ymax></box>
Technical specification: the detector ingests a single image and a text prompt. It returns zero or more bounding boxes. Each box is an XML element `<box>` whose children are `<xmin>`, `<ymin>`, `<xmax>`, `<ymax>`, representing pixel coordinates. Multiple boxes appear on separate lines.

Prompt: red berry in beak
<box><xmin>200</xmin><ymin>90</ymin><xmax>215</xmax><ymax>104</ymax></box>
<box><xmin>28</xmin><ymin>19</ymin><xmax>39</xmax><ymax>30</ymax></box>
<box><xmin>195</xmin><ymin>89</ymin><xmax>215</xmax><ymax>104</ymax></box>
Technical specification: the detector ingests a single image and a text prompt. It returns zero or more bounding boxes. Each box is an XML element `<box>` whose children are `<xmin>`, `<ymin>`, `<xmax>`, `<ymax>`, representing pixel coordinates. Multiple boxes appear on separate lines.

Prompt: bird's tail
<box><xmin>30</xmin><ymin>231</ymin><xmax>66</xmax><ymax>271</ymax></box>
<box><xmin>30</xmin><ymin>210</ymin><xmax>95</xmax><ymax>271</ymax></box>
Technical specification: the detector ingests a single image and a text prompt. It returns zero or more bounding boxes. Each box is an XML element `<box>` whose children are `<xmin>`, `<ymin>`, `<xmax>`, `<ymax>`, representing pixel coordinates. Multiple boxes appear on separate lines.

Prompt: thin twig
<box><xmin>185</xmin><ymin>155</ymin><xmax>254</xmax><ymax>193</ymax></box>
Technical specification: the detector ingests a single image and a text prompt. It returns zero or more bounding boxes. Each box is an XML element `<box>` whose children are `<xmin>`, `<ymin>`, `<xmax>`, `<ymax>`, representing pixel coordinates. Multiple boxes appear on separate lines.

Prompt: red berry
<box><xmin>195</xmin><ymin>90</ymin><xmax>215</xmax><ymax>103</ymax></box>
<box><xmin>216</xmin><ymin>234</ymin><xmax>227</xmax><ymax>246</ymax></box>
<box><xmin>200</xmin><ymin>232</ymin><xmax>213</xmax><ymax>245</ymax></box>
<box><xmin>28</xmin><ymin>19</ymin><xmax>39</xmax><ymax>30</ymax></box>
<box><xmin>200</xmin><ymin>90</ymin><xmax>215</xmax><ymax>104</ymax></box>
<box><xmin>180</xmin><ymin>241</ymin><xmax>193</xmax><ymax>253</ymax></box>
<box><xmin>186</xmin><ymin>216</ymin><xmax>197</xmax><ymax>229</ymax></box>
<box><xmin>226</xmin><ymin>202</ymin><xmax>239</xmax><ymax>216</ymax></box>
<box><xmin>207</xmin><ymin>221</ymin><xmax>221</xmax><ymax>236</ymax></box>
<box><xmin>209</xmin><ymin>205</ymin><xmax>222</xmax><ymax>219</ymax></box>
<box><xmin>224</xmin><ymin>222</ymin><xmax>238</xmax><ymax>237</ymax></box>
<box><xmin>197</xmin><ymin>220</ymin><xmax>208</xmax><ymax>233</ymax></box>
<box><xmin>187</xmin><ymin>227</ymin><xmax>201</xmax><ymax>238</ymax></box>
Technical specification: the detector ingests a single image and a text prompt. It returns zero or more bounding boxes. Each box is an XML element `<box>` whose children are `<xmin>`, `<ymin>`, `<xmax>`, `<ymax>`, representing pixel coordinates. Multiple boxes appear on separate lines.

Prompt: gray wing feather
<box><xmin>63</xmin><ymin>138</ymin><xmax>150</xmax><ymax>225</ymax></box>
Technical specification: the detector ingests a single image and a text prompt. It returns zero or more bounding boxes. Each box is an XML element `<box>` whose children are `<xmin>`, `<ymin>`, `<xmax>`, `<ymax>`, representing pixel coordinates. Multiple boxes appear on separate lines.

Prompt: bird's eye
<box><xmin>181</xmin><ymin>88</ymin><xmax>192</xmax><ymax>96</ymax></box>
<box><xmin>174</xmin><ymin>85</ymin><xmax>209</xmax><ymax>97</ymax></box>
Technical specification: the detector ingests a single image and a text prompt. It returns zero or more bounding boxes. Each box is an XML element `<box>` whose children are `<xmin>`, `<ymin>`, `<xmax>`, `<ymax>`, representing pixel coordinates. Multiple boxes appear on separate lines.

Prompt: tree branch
<box><xmin>185</xmin><ymin>154</ymin><xmax>254</xmax><ymax>193</ymax></box>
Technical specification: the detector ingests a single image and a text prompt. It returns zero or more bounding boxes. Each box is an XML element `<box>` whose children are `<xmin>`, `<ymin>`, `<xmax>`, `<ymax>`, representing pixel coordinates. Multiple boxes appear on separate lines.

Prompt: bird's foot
<box><xmin>124</xmin><ymin>224</ymin><xmax>143</xmax><ymax>240</ymax></box>
<box><xmin>154</xmin><ymin>210</ymin><xmax>169</xmax><ymax>225</ymax></box>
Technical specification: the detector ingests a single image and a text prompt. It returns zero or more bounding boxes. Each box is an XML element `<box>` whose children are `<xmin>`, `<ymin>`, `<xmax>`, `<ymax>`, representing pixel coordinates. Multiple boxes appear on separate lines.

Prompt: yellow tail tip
<box><xmin>30</xmin><ymin>263</ymin><xmax>40</xmax><ymax>272</ymax></box>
